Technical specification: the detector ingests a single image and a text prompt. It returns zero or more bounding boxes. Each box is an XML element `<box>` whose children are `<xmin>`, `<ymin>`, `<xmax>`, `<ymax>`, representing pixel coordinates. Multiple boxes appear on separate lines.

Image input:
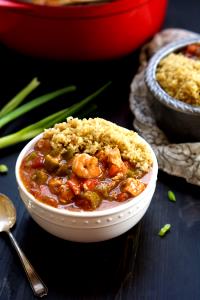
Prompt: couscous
<box><xmin>20</xmin><ymin>118</ymin><xmax>153</xmax><ymax>211</ymax></box>
<box><xmin>156</xmin><ymin>47</ymin><xmax>200</xmax><ymax>105</ymax></box>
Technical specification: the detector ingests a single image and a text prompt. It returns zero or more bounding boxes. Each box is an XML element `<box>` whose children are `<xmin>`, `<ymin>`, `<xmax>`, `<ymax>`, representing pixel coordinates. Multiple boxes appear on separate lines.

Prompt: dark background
<box><xmin>1</xmin><ymin>0</ymin><xmax>200</xmax><ymax>299</ymax></box>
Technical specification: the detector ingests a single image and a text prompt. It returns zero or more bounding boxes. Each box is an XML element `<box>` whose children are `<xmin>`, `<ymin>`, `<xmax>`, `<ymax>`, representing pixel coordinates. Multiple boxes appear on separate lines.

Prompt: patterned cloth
<box><xmin>129</xmin><ymin>28</ymin><xmax>200</xmax><ymax>185</ymax></box>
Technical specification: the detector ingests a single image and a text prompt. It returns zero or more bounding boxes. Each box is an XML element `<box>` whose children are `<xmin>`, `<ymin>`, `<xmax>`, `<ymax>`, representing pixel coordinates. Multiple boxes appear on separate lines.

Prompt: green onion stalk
<box><xmin>0</xmin><ymin>82</ymin><xmax>110</xmax><ymax>149</ymax></box>
<box><xmin>0</xmin><ymin>78</ymin><xmax>40</xmax><ymax>118</ymax></box>
<box><xmin>0</xmin><ymin>85</ymin><xmax>76</xmax><ymax>129</ymax></box>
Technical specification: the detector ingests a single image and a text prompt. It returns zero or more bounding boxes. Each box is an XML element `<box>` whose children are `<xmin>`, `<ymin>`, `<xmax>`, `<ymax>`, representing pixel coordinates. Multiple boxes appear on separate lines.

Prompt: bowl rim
<box><xmin>15</xmin><ymin>131</ymin><xmax>158</xmax><ymax>218</ymax></box>
<box><xmin>145</xmin><ymin>36</ymin><xmax>200</xmax><ymax>116</ymax></box>
<box><xmin>0</xmin><ymin>0</ymin><xmax>153</xmax><ymax>19</ymax></box>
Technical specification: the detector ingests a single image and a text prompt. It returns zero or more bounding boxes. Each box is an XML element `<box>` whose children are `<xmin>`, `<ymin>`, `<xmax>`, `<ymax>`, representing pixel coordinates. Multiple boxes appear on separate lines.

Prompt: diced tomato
<box><xmin>75</xmin><ymin>199</ymin><xmax>91</xmax><ymax>211</ymax></box>
<box><xmin>117</xmin><ymin>192</ymin><xmax>129</xmax><ymax>202</ymax></box>
<box><xmin>82</xmin><ymin>179</ymin><xmax>99</xmax><ymax>191</ymax></box>
<box><xmin>67</xmin><ymin>177</ymin><xmax>81</xmax><ymax>195</ymax></box>
<box><xmin>109</xmin><ymin>164</ymin><xmax>121</xmax><ymax>177</ymax></box>
<box><xmin>31</xmin><ymin>156</ymin><xmax>44</xmax><ymax>169</ymax></box>
<box><xmin>184</xmin><ymin>44</ymin><xmax>200</xmax><ymax>58</ymax></box>
<box><xmin>30</xmin><ymin>189</ymin><xmax>40</xmax><ymax>198</ymax></box>
<box><xmin>186</xmin><ymin>44</ymin><xmax>198</xmax><ymax>54</ymax></box>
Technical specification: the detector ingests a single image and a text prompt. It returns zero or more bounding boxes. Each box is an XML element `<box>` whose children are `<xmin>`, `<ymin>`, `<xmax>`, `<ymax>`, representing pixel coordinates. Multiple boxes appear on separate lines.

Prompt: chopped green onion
<box><xmin>0</xmin><ymin>85</ymin><xmax>76</xmax><ymax>129</ymax></box>
<box><xmin>0</xmin><ymin>78</ymin><xmax>40</xmax><ymax>118</ymax></box>
<box><xmin>168</xmin><ymin>190</ymin><xmax>176</xmax><ymax>202</ymax></box>
<box><xmin>0</xmin><ymin>82</ymin><xmax>110</xmax><ymax>149</ymax></box>
<box><xmin>158</xmin><ymin>224</ymin><xmax>171</xmax><ymax>237</ymax></box>
<box><xmin>0</xmin><ymin>164</ymin><xmax>8</xmax><ymax>173</ymax></box>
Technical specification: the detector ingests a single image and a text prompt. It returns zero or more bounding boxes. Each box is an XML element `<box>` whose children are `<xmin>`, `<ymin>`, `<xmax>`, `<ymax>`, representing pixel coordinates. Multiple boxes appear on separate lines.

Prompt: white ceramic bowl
<box><xmin>15</xmin><ymin>133</ymin><xmax>158</xmax><ymax>242</ymax></box>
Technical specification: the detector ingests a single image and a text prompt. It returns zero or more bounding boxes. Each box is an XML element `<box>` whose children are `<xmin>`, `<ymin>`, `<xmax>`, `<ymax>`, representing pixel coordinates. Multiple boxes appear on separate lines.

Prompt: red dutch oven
<box><xmin>0</xmin><ymin>0</ymin><xmax>167</xmax><ymax>60</ymax></box>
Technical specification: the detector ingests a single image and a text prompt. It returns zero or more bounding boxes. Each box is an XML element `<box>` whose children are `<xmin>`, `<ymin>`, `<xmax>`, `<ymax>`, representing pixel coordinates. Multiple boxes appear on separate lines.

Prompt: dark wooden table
<box><xmin>1</xmin><ymin>0</ymin><xmax>200</xmax><ymax>299</ymax></box>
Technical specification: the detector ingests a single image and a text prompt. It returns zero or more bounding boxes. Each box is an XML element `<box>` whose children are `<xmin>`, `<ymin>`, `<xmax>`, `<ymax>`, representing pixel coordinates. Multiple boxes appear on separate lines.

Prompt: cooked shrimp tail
<box><xmin>72</xmin><ymin>153</ymin><xmax>101</xmax><ymax>179</ymax></box>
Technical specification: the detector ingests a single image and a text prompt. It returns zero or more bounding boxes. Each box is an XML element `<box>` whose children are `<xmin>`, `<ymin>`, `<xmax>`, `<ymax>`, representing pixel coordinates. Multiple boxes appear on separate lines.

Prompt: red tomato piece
<box><xmin>59</xmin><ymin>185</ymin><xmax>74</xmax><ymax>202</ymax></box>
<box><xmin>82</xmin><ymin>179</ymin><xmax>99</xmax><ymax>191</ymax></box>
<box><xmin>67</xmin><ymin>178</ymin><xmax>81</xmax><ymax>195</ymax></box>
<box><xmin>117</xmin><ymin>192</ymin><xmax>129</xmax><ymax>202</ymax></box>
<box><xmin>75</xmin><ymin>199</ymin><xmax>91</xmax><ymax>211</ymax></box>
<box><xmin>185</xmin><ymin>44</ymin><xmax>200</xmax><ymax>58</ymax></box>
<box><xmin>31</xmin><ymin>156</ymin><xmax>44</xmax><ymax>169</ymax></box>
<box><xmin>109</xmin><ymin>164</ymin><xmax>121</xmax><ymax>177</ymax></box>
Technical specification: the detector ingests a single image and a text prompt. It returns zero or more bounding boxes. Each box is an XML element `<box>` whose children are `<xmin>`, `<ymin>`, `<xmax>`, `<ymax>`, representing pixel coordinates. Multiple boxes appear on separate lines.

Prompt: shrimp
<box><xmin>72</xmin><ymin>153</ymin><xmax>101</xmax><ymax>179</ymax></box>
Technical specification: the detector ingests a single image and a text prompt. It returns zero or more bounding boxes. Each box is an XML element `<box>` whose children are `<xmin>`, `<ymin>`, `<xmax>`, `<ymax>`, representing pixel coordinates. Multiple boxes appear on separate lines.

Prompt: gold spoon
<box><xmin>0</xmin><ymin>193</ymin><xmax>48</xmax><ymax>298</ymax></box>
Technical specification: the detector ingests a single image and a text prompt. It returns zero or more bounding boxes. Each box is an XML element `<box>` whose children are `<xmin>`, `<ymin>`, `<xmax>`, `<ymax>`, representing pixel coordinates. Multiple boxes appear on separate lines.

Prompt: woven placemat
<box><xmin>129</xmin><ymin>28</ymin><xmax>200</xmax><ymax>186</ymax></box>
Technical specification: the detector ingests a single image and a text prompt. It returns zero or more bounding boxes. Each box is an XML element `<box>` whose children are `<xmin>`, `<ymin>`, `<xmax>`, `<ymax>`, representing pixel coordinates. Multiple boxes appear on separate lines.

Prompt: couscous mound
<box><xmin>156</xmin><ymin>53</ymin><xmax>200</xmax><ymax>105</ymax></box>
<box><xmin>44</xmin><ymin>117</ymin><xmax>153</xmax><ymax>175</ymax></box>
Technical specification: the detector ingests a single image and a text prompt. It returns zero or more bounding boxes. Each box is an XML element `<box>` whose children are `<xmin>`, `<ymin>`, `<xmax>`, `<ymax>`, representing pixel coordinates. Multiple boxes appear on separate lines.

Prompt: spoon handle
<box><xmin>7</xmin><ymin>230</ymin><xmax>48</xmax><ymax>297</ymax></box>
